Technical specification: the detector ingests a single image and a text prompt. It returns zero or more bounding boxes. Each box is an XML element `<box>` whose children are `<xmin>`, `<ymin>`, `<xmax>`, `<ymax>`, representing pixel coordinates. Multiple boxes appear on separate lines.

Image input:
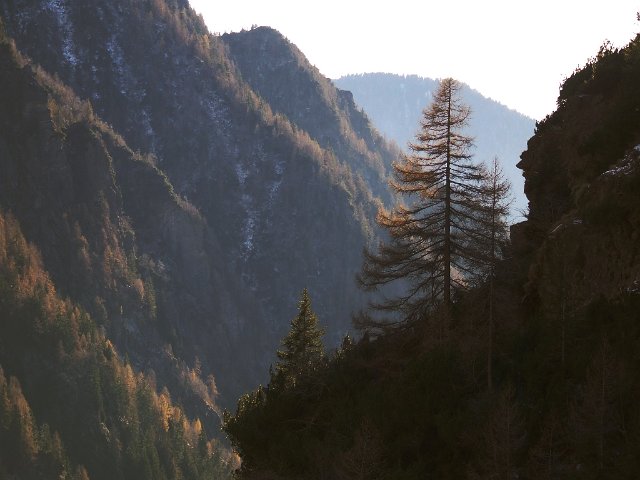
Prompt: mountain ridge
<box><xmin>222</xmin><ymin>26</ymin><xmax>400</xmax><ymax>205</ymax></box>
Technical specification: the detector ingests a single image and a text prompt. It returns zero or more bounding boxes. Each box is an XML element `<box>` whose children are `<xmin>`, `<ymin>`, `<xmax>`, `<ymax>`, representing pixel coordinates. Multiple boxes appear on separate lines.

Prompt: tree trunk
<box><xmin>444</xmin><ymin>85</ymin><xmax>452</xmax><ymax>329</ymax></box>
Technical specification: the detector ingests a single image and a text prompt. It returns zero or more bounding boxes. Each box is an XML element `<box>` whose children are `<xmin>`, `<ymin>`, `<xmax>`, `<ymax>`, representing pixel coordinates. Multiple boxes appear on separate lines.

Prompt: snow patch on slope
<box><xmin>140</xmin><ymin>109</ymin><xmax>157</xmax><ymax>154</ymax></box>
<box><xmin>234</xmin><ymin>146</ymin><xmax>288</xmax><ymax>260</ymax></box>
<box><xmin>602</xmin><ymin>146</ymin><xmax>640</xmax><ymax>177</ymax></box>
<box><xmin>268</xmin><ymin>159</ymin><xmax>285</xmax><ymax>202</ymax></box>
<box><xmin>603</xmin><ymin>161</ymin><xmax>634</xmax><ymax>177</ymax></box>
<box><xmin>241</xmin><ymin>196</ymin><xmax>257</xmax><ymax>256</ymax></box>
<box><xmin>203</xmin><ymin>95</ymin><xmax>228</xmax><ymax>125</ymax></box>
<box><xmin>106</xmin><ymin>34</ymin><xmax>128</xmax><ymax>93</ymax></box>
<box><xmin>234</xmin><ymin>151</ymin><xmax>259</xmax><ymax>259</ymax></box>
<box><xmin>45</xmin><ymin>0</ymin><xmax>78</xmax><ymax>67</ymax></box>
<box><xmin>235</xmin><ymin>163</ymin><xmax>249</xmax><ymax>186</ymax></box>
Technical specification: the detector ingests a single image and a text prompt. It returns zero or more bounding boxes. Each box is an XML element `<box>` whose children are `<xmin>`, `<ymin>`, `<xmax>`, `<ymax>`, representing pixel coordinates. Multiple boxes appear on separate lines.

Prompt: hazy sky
<box><xmin>188</xmin><ymin>0</ymin><xmax>638</xmax><ymax>120</ymax></box>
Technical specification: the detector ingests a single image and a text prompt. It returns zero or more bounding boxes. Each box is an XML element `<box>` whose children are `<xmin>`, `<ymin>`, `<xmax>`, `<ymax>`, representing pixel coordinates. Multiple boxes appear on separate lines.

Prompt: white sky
<box><xmin>188</xmin><ymin>0</ymin><xmax>638</xmax><ymax>120</ymax></box>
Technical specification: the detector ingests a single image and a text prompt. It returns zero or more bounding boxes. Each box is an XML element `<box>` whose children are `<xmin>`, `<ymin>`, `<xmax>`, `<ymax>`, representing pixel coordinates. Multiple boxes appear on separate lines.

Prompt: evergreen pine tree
<box><xmin>272</xmin><ymin>288</ymin><xmax>324</xmax><ymax>388</ymax></box>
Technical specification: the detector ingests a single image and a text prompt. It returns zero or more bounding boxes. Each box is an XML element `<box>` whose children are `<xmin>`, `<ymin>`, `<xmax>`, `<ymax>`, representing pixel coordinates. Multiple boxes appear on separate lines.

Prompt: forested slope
<box><xmin>0</xmin><ymin>26</ymin><xmax>233</xmax><ymax>479</ymax></box>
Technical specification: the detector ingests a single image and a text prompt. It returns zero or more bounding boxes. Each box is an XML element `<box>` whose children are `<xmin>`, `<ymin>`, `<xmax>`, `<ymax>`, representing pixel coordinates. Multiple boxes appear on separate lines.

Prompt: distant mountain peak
<box><xmin>334</xmin><ymin>73</ymin><xmax>535</xmax><ymax>219</ymax></box>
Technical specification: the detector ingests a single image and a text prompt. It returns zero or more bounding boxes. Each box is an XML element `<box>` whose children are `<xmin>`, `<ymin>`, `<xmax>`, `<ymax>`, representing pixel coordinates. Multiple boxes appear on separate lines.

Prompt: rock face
<box><xmin>517</xmin><ymin>40</ymin><xmax>640</xmax><ymax>305</ymax></box>
<box><xmin>334</xmin><ymin>73</ymin><xmax>536</xmax><ymax>218</ymax></box>
<box><xmin>0</xmin><ymin>0</ymin><xmax>394</xmax><ymax>409</ymax></box>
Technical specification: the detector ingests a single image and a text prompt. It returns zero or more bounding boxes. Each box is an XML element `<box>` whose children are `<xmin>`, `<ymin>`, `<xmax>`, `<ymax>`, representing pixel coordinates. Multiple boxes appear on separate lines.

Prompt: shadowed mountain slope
<box><xmin>0</xmin><ymin>0</ymin><xmax>387</xmax><ymax>407</ymax></box>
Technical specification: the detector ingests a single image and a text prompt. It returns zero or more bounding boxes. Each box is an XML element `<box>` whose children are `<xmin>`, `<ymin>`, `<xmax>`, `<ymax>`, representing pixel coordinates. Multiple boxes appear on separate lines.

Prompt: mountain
<box><xmin>0</xmin><ymin>30</ymin><xmax>231</xmax><ymax>479</ymax></box>
<box><xmin>334</xmin><ymin>73</ymin><xmax>536</xmax><ymax>218</ymax></box>
<box><xmin>221</xmin><ymin>26</ymin><xmax>400</xmax><ymax>205</ymax></box>
<box><xmin>0</xmin><ymin>0</ymin><xmax>396</xmax><ymax>412</ymax></box>
<box><xmin>0</xmin><ymin>5</ymin><xmax>253</xmax><ymax>424</ymax></box>
<box><xmin>224</xmin><ymin>35</ymin><xmax>640</xmax><ymax>479</ymax></box>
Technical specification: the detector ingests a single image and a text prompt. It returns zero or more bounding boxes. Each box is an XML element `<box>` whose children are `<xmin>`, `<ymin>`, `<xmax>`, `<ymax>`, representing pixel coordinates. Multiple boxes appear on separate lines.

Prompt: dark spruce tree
<box><xmin>272</xmin><ymin>288</ymin><xmax>325</xmax><ymax>389</ymax></box>
<box><xmin>223</xmin><ymin>289</ymin><xmax>326</xmax><ymax>477</ymax></box>
<box><xmin>358</xmin><ymin>78</ymin><xmax>486</xmax><ymax>331</ymax></box>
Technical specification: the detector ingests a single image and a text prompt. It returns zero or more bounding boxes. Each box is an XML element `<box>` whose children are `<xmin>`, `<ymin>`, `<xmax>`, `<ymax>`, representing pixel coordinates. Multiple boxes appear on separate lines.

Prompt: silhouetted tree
<box><xmin>480</xmin><ymin>157</ymin><xmax>511</xmax><ymax>391</ymax></box>
<box><xmin>272</xmin><ymin>288</ymin><xmax>324</xmax><ymax>388</ymax></box>
<box><xmin>359</xmin><ymin>78</ymin><xmax>485</xmax><ymax>330</ymax></box>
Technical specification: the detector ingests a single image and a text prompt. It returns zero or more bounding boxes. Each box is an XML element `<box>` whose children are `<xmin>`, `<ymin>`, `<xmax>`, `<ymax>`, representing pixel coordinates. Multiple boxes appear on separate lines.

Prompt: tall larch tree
<box><xmin>272</xmin><ymin>288</ymin><xmax>324</xmax><ymax>388</ymax></box>
<box><xmin>359</xmin><ymin>78</ymin><xmax>485</xmax><ymax>329</ymax></box>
